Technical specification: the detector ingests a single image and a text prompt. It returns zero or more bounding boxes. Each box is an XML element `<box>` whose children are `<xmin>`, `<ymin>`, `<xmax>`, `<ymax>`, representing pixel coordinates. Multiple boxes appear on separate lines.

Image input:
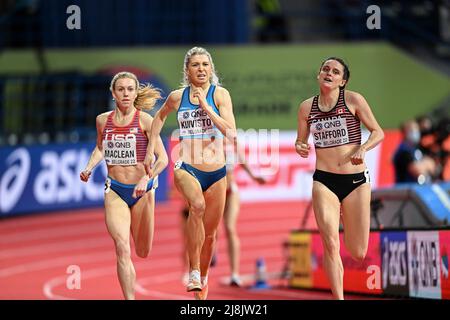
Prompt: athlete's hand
<box><xmin>350</xmin><ymin>146</ymin><xmax>366</xmax><ymax>165</ymax></box>
<box><xmin>192</xmin><ymin>86</ymin><xmax>209</xmax><ymax>110</ymax></box>
<box><xmin>295</xmin><ymin>142</ymin><xmax>310</xmax><ymax>158</ymax></box>
<box><xmin>132</xmin><ymin>175</ymin><xmax>149</xmax><ymax>199</ymax></box>
<box><xmin>80</xmin><ymin>170</ymin><xmax>92</xmax><ymax>182</ymax></box>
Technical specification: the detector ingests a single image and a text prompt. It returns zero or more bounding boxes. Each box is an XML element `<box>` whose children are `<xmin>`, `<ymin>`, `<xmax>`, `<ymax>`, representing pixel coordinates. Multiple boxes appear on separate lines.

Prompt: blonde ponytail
<box><xmin>134</xmin><ymin>83</ymin><xmax>162</xmax><ymax>110</ymax></box>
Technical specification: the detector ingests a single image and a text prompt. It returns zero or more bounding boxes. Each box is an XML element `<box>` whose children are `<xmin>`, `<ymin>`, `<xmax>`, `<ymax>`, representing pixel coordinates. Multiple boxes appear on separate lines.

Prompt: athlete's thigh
<box><xmin>312</xmin><ymin>181</ymin><xmax>341</xmax><ymax>236</ymax></box>
<box><xmin>130</xmin><ymin>190</ymin><xmax>155</xmax><ymax>247</ymax></box>
<box><xmin>174</xmin><ymin>168</ymin><xmax>204</xmax><ymax>206</ymax></box>
<box><xmin>341</xmin><ymin>183</ymin><xmax>371</xmax><ymax>247</ymax></box>
<box><xmin>104</xmin><ymin>190</ymin><xmax>132</xmax><ymax>241</ymax></box>
<box><xmin>203</xmin><ymin>177</ymin><xmax>227</xmax><ymax>234</ymax></box>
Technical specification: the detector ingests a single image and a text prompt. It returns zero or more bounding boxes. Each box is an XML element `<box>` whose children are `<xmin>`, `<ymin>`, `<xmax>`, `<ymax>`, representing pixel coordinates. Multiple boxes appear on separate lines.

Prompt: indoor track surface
<box><xmin>0</xmin><ymin>200</ymin><xmax>384</xmax><ymax>300</ymax></box>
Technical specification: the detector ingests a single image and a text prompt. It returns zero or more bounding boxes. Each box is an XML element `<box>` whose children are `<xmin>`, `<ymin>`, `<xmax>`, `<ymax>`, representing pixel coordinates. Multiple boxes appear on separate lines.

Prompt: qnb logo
<box><xmin>183</xmin><ymin>112</ymin><xmax>190</xmax><ymax>119</ymax></box>
<box><xmin>0</xmin><ymin>148</ymin><xmax>31</xmax><ymax>213</ymax></box>
<box><xmin>191</xmin><ymin>109</ymin><xmax>208</xmax><ymax>117</ymax></box>
<box><xmin>416</xmin><ymin>241</ymin><xmax>439</xmax><ymax>288</ymax></box>
<box><xmin>323</xmin><ymin>120</ymin><xmax>342</xmax><ymax>129</ymax></box>
<box><xmin>315</xmin><ymin>123</ymin><xmax>323</xmax><ymax>131</ymax></box>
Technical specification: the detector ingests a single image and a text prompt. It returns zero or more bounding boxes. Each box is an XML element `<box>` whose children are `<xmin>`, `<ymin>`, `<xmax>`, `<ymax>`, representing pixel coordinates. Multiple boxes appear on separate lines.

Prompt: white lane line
<box><xmin>42</xmin><ymin>251</ymin><xmax>285</xmax><ymax>300</ymax></box>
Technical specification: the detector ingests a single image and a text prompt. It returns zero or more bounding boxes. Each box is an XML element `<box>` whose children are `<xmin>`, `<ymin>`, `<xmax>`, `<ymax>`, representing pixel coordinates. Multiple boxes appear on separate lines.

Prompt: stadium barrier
<box><xmin>287</xmin><ymin>227</ymin><xmax>450</xmax><ymax>299</ymax></box>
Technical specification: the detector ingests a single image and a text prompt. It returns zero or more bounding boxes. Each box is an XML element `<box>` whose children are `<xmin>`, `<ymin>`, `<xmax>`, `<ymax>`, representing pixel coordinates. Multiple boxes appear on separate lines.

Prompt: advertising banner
<box><xmin>439</xmin><ymin>230</ymin><xmax>450</xmax><ymax>299</ymax></box>
<box><xmin>381</xmin><ymin>231</ymin><xmax>409</xmax><ymax>296</ymax></box>
<box><xmin>288</xmin><ymin>232</ymin><xmax>313</xmax><ymax>289</ymax></box>
<box><xmin>167</xmin><ymin>130</ymin><xmax>384</xmax><ymax>203</ymax></box>
<box><xmin>309</xmin><ymin>232</ymin><xmax>381</xmax><ymax>294</ymax></box>
<box><xmin>408</xmin><ymin>231</ymin><xmax>441</xmax><ymax>299</ymax></box>
<box><xmin>0</xmin><ymin>142</ymin><xmax>168</xmax><ymax>216</ymax></box>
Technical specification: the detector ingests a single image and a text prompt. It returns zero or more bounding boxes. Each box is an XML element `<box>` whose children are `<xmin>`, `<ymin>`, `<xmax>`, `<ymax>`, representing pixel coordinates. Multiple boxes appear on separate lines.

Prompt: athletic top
<box><xmin>307</xmin><ymin>88</ymin><xmax>361</xmax><ymax>148</ymax></box>
<box><xmin>102</xmin><ymin>110</ymin><xmax>148</xmax><ymax>165</ymax></box>
<box><xmin>177</xmin><ymin>85</ymin><xmax>223</xmax><ymax>140</ymax></box>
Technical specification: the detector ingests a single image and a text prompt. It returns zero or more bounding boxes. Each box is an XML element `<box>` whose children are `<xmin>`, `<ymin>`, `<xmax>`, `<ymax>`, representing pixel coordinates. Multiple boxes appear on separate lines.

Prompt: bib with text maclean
<box><xmin>103</xmin><ymin>133</ymin><xmax>137</xmax><ymax>165</ymax></box>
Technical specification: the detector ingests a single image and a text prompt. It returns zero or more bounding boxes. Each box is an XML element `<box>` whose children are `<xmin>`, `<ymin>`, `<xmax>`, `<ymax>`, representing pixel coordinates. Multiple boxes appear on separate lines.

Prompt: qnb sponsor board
<box><xmin>0</xmin><ymin>143</ymin><xmax>168</xmax><ymax>216</ymax></box>
<box><xmin>408</xmin><ymin>231</ymin><xmax>442</xmax><ymax>299</ymax></box>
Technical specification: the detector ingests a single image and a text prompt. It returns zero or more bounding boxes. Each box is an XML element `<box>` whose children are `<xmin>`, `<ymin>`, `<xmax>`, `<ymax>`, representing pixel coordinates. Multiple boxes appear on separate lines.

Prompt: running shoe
<box><xmin>186</xmin><ymin>270</ymin><xmax>202</xmax><ymax>292</ymax></box>
<box><xmin>229</xmin><ymin>275</ymin><xmax>242</xmax><ymax>287</ymax></box>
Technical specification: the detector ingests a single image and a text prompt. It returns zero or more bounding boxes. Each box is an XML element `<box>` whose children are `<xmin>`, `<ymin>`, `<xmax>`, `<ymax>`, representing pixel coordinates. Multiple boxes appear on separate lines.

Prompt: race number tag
<box><xmin>310</xmin><ymin>116</ymin><xmax>349</xmax><ymax>148</ymax></box>
<box><xmin>178</xmin><ymin>108</ymin><xmax>216</xmax><ymax>137</ymax></box>
<box><xmin>103</xmin><ymin>137</ymin><xmax>137</xmax><ymax>165</ymax></box>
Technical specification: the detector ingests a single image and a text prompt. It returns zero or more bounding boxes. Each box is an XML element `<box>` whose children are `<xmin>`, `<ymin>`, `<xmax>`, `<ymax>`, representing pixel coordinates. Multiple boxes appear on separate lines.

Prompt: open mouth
<box><xmin>324</xmin><ymin>78</ymin><xmax>332</xmax><ymax>82</ymax></box>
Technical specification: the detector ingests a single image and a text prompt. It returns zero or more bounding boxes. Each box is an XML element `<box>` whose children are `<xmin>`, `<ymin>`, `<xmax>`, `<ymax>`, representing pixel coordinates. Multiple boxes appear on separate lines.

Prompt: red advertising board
<box><xmin>439</xmin><ymin>230</ymin><xmax>450</xmax><ymax>299</ymax></box>
<box><xmin>311</xmin><ymin>232</ymin><xmax>382</xmax><ymax>294</ymax></box>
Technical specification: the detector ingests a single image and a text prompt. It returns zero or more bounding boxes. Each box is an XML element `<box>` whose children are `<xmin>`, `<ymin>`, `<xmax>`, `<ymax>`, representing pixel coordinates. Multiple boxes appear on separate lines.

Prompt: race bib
<box><xmin>310</xmin><ymin>116</ymin><xmax>349</xmax><ymax>148</ymax></box>
<box><xmin>103</xmin><ymin>136</ymin><xmax>137</xmax><ymax>165</ymax></box>
<box><xmin>178</xmin><ymin>108</ymin><xmax>216</xmax><ymax>137</ymax></box>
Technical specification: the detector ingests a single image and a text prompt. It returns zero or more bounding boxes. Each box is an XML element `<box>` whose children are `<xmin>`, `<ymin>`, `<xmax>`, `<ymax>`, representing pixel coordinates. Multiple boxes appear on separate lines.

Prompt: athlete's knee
<box><xmin>136</xmin><ymin>243</ymin><xmax>151</xmax><ymax>258</ymax></box>
<box><xmin>224</xmin><ymin>220</ymin><xmax>236</xmax><ymax>235</ymax></box>
<box><xmin>189</xmin><ymin>200</ymin><xmax>206</xmax><ymax>218</ymax></box>
<box><xmin>349</xmin><ymin>246</ymin><xmax>367</xmax><ymax>262</ymax></box>
<box><xmin>114</xmin><ymin>239</ymin><xmax>131</xmax><ymax>261</ymax></box>
<box><xmin>204</xmin><ymin>232</ymin><xmax>217</xmax><ymax>246</ymax></box>
<box><xmin>322</xmin><ymin>236</ymin><xmax>340</xmax><ymax>257</ymax></box>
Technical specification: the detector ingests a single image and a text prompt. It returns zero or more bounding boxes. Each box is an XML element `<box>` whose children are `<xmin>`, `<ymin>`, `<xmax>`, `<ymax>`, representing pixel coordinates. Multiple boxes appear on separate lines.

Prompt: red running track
<box><xmin>0</xmin><ymin>200</ymin><xmax>380</xmax><ymax>300</ymax></box>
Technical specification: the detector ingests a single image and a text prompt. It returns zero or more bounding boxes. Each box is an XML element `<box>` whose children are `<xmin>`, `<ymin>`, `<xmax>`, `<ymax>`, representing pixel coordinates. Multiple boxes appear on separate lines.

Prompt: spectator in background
<box><xmin>435</xmin><ymin>116</ymin><xmax>450</xmax><ymax>180</ymax></box>
<box><xmin>2</xmin><ymin>0</ymin><xmax>47</xmax><ymax>73</ymax></box>
<box><xmin>393</xmin><ymin>119</ymin><xmax>437</xmax><ymax>184</ymax></box>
